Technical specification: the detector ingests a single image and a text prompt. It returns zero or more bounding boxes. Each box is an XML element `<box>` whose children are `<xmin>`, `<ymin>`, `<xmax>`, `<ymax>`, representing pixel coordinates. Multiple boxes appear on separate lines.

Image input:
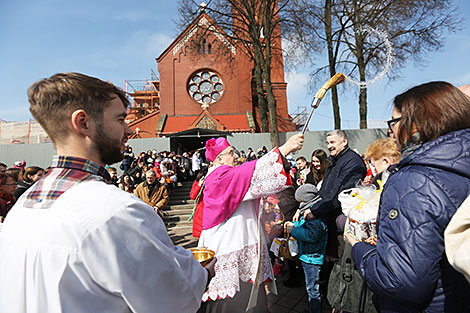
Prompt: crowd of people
<box><xmin>0</xmin><ymin>144</ymin><xmax>282</xmax><ymax>223</ymax></box>
<box><xmin>186</xmin><ymin>82</ymin><xmax>470</xmax><ymax>313</ymax></box>
<box><xmin>0</xmin><ymin>72</ymin><xmax>470</xmax><ymax>313</ymax></box>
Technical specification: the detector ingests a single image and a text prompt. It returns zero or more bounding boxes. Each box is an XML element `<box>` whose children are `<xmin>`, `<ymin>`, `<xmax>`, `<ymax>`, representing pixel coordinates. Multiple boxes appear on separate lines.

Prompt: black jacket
<box><xmin>14</xmin><ymin>181</ymin><xmax>32</xmax><ymax>200</ymax></box>
<box><xmin>310</xmin><ymin>147</ymin><xmax>366</xmax><ymax>219</ymax></box>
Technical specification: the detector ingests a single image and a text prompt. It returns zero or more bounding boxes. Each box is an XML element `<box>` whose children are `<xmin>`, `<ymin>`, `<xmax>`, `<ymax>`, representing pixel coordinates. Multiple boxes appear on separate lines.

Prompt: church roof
<box><xmin>127</xmin><ymin>111</ymin><xmax>253</xmax><ymax>138</ymax></box>
<box><xmin>156</xmin><ymin>11</ymin><xmax>236</xmax><ymax>62</ymax></box>
<box><xmin>163</xmin><ymin>112</ymin><xmax>250</xmax><ymax>134</ymax></box>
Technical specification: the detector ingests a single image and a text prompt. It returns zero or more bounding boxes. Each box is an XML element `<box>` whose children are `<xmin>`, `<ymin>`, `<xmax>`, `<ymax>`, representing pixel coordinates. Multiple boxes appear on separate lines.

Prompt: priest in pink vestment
<box><xmin>198</xmin><ymin>133</ymin><xmax>304</xmax><ymax>312</ymax></box>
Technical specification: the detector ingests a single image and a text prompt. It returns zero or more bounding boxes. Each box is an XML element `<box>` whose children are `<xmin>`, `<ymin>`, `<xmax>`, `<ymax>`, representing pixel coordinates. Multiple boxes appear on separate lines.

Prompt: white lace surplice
<box><xmin>198</xmin><ymin>150</ymin><xmax>288</xmax><ymax>301</ymax></box>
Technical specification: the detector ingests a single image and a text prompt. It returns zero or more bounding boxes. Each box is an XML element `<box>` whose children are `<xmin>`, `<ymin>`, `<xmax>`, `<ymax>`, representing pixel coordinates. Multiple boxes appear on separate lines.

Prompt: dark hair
<box><xmin>196</xmin><ymin>167</ymin><xmax>208</xmax><ymax>181</ymax></box>
<box><xmin>310</xmin><ymin>149</ymin><xmax>328</xmax><ymax>185</ymax></box>
<box><xmin>0</xmin><ymin>173</ymin><xmax>16</xmax><ymax>186</ymax></box>
<box><xmin>5</xmin><ymin>168</ymin><xmax>20</xmax><ymax>181</ymax></box>
<box><xmin>28</xmin><ymin>72</ymin><xmax>129</xmax><ymax>145</ymax></box>
<box><xmin>295</xmin><ymin>156</ymin><xmax>307</xmax><ymax>162</ymax></box>
<box><xmin>394</xmin><ymin>81</ymin><xmax>470</xmax><ymax>144</ymax></box>
<box><xmin>19</xmin><ymin>166</ymin><xmax>44</xmax><ymax>183</ymax></box>
<box><xmin>119</xmin><ymin>173</ymin><xmax>134</xmax><ymax>185</ymax></box>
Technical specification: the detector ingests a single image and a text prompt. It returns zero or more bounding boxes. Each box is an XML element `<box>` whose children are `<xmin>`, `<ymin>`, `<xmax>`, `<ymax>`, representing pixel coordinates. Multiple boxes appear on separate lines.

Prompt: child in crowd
<box><xmin>285</xmin><ymin>183</ymin><xmax>327</xmax><ymax>313</ymax></box>
<box><xmin>262</xmin><ymin>195</ymin><xmax>284</xmax><ymax>240</ymax></box>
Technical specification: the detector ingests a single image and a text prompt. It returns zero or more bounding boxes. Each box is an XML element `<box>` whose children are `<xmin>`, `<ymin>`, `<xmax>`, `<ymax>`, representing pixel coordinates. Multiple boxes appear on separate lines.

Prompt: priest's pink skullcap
<box><xmin>205</xmin><ymin>137</ymin><xmax>230</xmax><ymax>162</ymax></box>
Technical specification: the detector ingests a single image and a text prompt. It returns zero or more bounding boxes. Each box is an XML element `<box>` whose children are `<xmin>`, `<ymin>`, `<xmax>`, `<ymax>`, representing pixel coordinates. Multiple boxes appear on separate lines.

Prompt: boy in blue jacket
<box><xmin>285</xmin><ymin>183</ymin><xmax>328</xmax><ymax>313</ymax></box>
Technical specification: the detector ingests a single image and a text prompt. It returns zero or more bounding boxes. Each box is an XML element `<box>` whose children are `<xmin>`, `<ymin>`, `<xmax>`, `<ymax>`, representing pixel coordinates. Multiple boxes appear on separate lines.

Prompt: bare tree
<box><xmin>177</xmin><ymin>0</ymin><xmax>289</xmax><ymax>147</ymax></box>
<box><xmin>284</xmin><ymin>0</ymin><xmax>462</xmax><ymax>129</ymax></box>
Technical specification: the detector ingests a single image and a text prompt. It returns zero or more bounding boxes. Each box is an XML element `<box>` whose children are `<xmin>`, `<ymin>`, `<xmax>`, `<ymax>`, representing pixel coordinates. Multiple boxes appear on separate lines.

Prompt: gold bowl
<box><xmin>189</xmin><ymin>247</ymin><xmax>215</xmax><ymax>266</ymax></box>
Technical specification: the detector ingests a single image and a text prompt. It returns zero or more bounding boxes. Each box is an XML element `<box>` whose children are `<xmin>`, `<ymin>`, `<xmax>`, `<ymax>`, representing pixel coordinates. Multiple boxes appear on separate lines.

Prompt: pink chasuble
<box><xmin>202</xmin><ymin>160</ymin><xmax>257</xmax><ymax>230</ymax></box>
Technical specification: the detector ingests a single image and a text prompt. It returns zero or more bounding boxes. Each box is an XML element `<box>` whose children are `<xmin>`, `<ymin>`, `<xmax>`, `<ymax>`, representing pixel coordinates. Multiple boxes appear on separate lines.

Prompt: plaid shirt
<box><xmin>19</xmin><ymin>156</ymin><xmax>111</xmax><ymax>210</ymax></box>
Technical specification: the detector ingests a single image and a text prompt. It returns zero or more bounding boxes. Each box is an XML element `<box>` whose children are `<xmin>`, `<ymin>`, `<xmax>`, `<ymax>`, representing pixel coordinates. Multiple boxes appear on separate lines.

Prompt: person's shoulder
<box><xmin>300</xmin><ymin>218</ymin><xmax>328</xmax><ymax>235</ymax></box>
<box><xmin>135</xmin><ymin>181</ymin><xmax>147</xmax><ymax>189</ymax></box>
<box><xmin>343</xmin><ymin>148</ymin><xmax>363</xmax><ymax>161</ymax></box>
<box><xmin>304</xmin><ymin>217</ymin><xmax>327</xmax><ymax>227</ymax></box>
<box><xmin>71</xmin><ymin>181</ymin><xmax>133</xmax><ymax>200</ymax></box>
<box><xmin>339</xmin><ymin>149</ymin><xmax>365</xmax><ymax>168</ymax></box>
<box><xmin>47</xmin><ymin>181</ymin><xmax>153</xmax><ymax>228</ymax></box>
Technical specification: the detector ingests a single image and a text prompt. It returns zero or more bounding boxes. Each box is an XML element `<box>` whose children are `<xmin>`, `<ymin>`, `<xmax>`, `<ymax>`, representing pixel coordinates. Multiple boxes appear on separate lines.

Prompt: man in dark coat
<box><xmin>303</xmin><ymin>129</ymin><xmax>366</xmax><ymax>261</ymax></box>
<box><xmin>304</xmin><ymin>130</ymin><xmax>366</xmax><ymax>222</ymax></box>
<box><xmin>302</xmin><ymin>130</ymin><xmax>367</xmax><ymax>300</ymax></box>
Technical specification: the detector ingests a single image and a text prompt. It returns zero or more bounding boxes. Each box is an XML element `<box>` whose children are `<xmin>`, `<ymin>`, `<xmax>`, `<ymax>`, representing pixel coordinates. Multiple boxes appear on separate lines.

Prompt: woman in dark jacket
<box><xmin>306</xmin><ymin>149</ymin><xmax>328</xmax><ymax>187</ymax></box>
<box><xmin>347</xmin><ymin>82</ymin><xmax>470</xmax><ymax>312</ymax></box>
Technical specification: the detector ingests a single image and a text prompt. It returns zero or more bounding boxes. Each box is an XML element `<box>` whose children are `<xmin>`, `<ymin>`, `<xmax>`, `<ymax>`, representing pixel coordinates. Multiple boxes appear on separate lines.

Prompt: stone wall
<box><xmin>0</xmin><ymin>129</ymin><xmax>387</xmax><ymax>170</ymax></box>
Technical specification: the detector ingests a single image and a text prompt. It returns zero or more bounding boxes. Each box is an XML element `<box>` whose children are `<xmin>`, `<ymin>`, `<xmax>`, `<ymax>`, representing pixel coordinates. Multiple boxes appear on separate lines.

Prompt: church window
<box><xmin>208</xmin><ymin>43</ymin><xmax>212</xmax><ymax>54</ymax></box>
<box><xmin>203</xmin><ymin>39</ymin><xmax>207</xmax><ymax>54</ymax></box>
<box><xmin>188</xmin><ymin>70</ymin><xmax>225</xmax><ymax>109</ymax></box>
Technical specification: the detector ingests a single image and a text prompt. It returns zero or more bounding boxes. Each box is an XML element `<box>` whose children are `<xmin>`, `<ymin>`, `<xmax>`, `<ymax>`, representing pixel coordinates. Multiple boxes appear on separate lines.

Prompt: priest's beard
<box><xmin>92</xmin><ymin>127</ymin><xmax>124</xmax><ymax>165</ymax></box>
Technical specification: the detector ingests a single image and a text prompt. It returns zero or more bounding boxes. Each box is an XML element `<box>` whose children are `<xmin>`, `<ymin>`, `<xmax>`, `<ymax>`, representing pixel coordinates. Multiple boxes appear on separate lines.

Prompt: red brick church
<box><xmin>125</xmin><ymin>5</ymin><xmax>298</xmax><ymax>147</ymax></box>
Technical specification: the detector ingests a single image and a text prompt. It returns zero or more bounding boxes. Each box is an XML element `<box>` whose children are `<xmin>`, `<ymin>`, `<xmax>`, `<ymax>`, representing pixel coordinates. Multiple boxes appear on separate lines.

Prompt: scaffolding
<box><xmin>292</xmin><ymin>105</ymin><xmax>308</xmax><ymax>131</ymax></box>
<box><xmin>124</xmin><ymin>69</ymin><xmax>161</xmax><ymax>123</ymax></box>
<box><xmin>0</xmin><ymin>119</ymin><xmax>50</xmax><ymax>145</ymax></box>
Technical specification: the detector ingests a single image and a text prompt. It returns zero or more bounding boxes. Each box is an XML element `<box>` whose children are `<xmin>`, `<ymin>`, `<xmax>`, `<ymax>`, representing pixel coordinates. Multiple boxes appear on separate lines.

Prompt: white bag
<box><xmin>288</xmin><ymin>236</ymin><xmax>298</xmax><ymax>257</ymax></box>
<box><xmin>269</xmin><ymin>236</ymin><xmax>298</xmax><ymax>258</ymax></box>
<box><xmin>341</xmin><ymin>183</ymin><xmax>382</xmax><ymax>245</ymax></box>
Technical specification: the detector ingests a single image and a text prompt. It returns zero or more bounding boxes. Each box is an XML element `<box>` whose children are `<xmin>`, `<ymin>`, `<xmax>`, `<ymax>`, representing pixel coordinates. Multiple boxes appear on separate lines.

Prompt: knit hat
<box><xmin>295</xmin><ymin>183</ymin><xmax>322</xmax><ymax>214</ymax></box>
<box><xmin>205</xmin><ymin>137</ymin><xmax>230</xmax><ymax>162</ymax></box>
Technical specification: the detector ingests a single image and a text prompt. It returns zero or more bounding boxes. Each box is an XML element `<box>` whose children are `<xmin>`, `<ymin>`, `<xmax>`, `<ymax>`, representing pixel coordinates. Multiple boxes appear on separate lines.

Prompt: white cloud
<box><xmin>86</xmin><ymin>31</ymin><xmax>173</xmax><ymax>73</ymax></box>
<box><xmin>143</xmin><ymin>33</ymin><xmax>174</xmax><ymax>58</ymax></box>
<box><xmin>286</xmin><ymin>71</ymin><xmax>310</xmax><ymax>101</ymax></box>
<box><xmin>113</xmin><ymin>11</ymin><xmax>147</xmax><ymax>22</ymax></box>
<box><xmin>285</xmin><ymin>71</ymin><xmax>313</xmax><ymax>120</ymax></box>
<box><xmin>120</xmin><ymin>30</ymin><xmax>173</xmax><ymax>60</ymax></box>
<box><xmin>281</xmin><ymin>38</ymin><xmax>310</xmax><ymax>69</ymax></box>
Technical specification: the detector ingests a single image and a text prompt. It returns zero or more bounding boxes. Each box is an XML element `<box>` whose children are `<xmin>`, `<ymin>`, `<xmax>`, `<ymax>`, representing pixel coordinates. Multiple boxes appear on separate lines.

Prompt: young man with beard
<box><xmin>293</xmin><ymin>156</ymin><xmax>313</xmax><ymax>188</ymax></box>
<box><xmin>107</xmin><ymin>166</ymin><xmax>119</xmax><ymax>186</ymax></box>
<box><xmin>0</xmin><ymin>72</ymin><xmax>215</xmax><ymax>313</ymax></box>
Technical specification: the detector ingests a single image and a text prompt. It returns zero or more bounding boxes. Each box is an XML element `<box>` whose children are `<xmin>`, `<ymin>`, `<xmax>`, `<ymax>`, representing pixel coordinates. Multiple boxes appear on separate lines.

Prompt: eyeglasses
<box><xmin>219</xmin><ymin>150</ymin><xmax>236</xmax><ymax>157</ymax></box>
<box><xmin>387</xmin><ymin>117</ymin><xmax>402</xmax><ymax>133</ymax></box>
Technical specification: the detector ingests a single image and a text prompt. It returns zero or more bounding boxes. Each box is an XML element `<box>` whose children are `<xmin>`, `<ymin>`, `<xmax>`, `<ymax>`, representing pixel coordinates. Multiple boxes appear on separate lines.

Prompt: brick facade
<box><xmin>128</xmin><ymin>12</ymin><xmax>297</xmax><ymax>138</ymax></box>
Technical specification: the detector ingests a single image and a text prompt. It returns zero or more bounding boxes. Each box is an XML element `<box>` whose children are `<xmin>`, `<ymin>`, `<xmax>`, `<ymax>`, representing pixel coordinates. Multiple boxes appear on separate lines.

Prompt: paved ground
<box><xmin>268</xmin><ymin>280</ymin><xmax>310</xmax><ymax>313</ymax></box>
<box><xmin>267</xmin><ymin>266</ymin><xmax>332</xmax><ymax>313</ymax></box>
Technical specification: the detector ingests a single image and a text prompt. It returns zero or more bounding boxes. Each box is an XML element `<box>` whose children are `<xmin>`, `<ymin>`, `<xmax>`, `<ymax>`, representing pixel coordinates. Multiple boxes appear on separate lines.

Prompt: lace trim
<box><xmin>250</xmin><ymin>150</ymin><xmax>287</xmax><ymax>197</ymax></box>
<box><xmin>202</xmin><ymin>243</ymin><xmax>273</xmax><ymax>301</ymax></box>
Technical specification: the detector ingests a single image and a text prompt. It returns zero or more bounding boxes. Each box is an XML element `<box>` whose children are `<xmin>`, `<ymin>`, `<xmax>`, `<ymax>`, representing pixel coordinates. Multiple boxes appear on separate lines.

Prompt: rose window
<box><xmin>188</xmin><ymin>70</ymin><xmax>224</xmax><ymax>108</ymax></box>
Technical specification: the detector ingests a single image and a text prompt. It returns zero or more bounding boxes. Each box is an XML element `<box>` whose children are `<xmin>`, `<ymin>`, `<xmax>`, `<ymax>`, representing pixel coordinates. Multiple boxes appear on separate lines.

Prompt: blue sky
<box><xmin>1</xmin><ymin>0</ymin><xmax>469</xmax><ymax>131</ymax></box>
